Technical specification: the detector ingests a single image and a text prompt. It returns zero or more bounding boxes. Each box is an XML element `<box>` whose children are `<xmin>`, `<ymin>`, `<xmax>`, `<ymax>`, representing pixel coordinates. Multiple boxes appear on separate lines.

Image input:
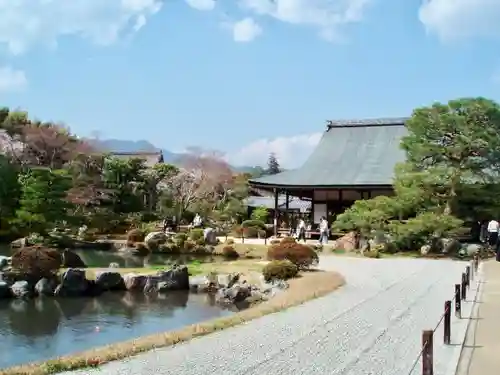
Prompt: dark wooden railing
<box><xmin>407</xmin><ymin>254</ymin><xmax>480</xmax><ymax>375</ymax></box>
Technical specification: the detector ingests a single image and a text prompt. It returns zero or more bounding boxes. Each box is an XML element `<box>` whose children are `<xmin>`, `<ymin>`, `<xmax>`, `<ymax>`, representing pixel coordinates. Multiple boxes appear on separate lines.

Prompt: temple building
<box><xmin>248</xmin><ymin>117</ymin><xmax>409</xmax><ymax>234</ymax></box>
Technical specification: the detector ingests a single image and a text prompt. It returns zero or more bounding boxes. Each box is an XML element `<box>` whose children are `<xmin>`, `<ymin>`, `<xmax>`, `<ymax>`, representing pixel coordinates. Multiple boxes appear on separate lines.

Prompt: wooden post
<box><xmin>474</xmin><ymin>254</ymin><xmax>479</xmax><ymax>272</ymax></box>
<box><xmin>470</xmin><ymin>261</ymin><xmax>474</xmax><ymax>281</ymax></box>
<box><xmin>422</xmin><ymin>330</ymin><xmax>434</xmax><ymax>375</ymax></box>
<box><xmin>273</xmin><ymin>188</ymin><xmax>279</xmax><ymax>237</ymax></box>
<box><xmin>285</xmin><ymin>190</ymin><xmax>290</xmax><ymax>230</ymax></box>
<box><xmin>466</xmin><ymin>266</ymin><xmax>471</xmax><ymax>288</ymax></box>
<box><xmin>444</xmin><ymin>301</ymin><xmax>451</xmax><ymax>344</ymax></box>
<box><xmin>461</xmin><ymin>273</ymin><xmax>467</xmax><ymax>300</ymax></box>
<box><xmin>455</xmin><ymin>284</ymin><xmax>461</xmax><ymax>318</ymax></box>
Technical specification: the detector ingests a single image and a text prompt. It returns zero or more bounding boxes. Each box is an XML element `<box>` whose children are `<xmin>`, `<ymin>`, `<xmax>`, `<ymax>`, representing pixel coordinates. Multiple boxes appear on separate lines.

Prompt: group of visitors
<box><xmin>291</xmin><ymin>215</ymin><xmax>330</xmax><ymax>245</ymax></box>
<box><xmin>484</xmin><ymin>219</ymin><xmax>500</xmax><ymax>261</ymax></box>
<box><xmin>162</xmin><ymin>213</ymin><xmax>203</xmax><ymax>233</ymax></box>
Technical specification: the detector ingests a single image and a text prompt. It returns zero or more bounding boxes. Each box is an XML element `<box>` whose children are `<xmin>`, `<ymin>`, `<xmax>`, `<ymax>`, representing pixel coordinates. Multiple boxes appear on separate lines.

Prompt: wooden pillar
<box><xmin>285</xmin><ymin>190</ymin><xmax>290</xmax><ymax>228</ymax></box>
<box><xmin>311</xmin><ymin>189</ymin><xmax>315</xmax><ymax>227</ymax></box>
<box><xmin>274</xmin><ymin>188</ymin><xmax>279</xmax><ymax>237</ymax></box>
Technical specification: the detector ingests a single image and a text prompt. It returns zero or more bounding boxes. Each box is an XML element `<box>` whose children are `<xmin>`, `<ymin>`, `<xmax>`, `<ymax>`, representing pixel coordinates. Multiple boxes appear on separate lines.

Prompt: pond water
<box><xmin>0</xmin><ymin>246</ymin><xmax>234</xmax><ymax>369</ymax></box>
<box><xmin>0</xmin><ymin>246</ymin><xmax>221</xmax><ymax>268</ymax></box>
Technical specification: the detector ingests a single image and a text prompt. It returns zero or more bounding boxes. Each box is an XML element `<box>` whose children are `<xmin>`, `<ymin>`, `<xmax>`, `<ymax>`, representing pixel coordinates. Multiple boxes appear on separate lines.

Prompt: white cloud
<box><xmin>239</xmin><ymin>0</ymin><xmax>371</xmax><ymax>41</ymax></box>
<box><xmin>185</xmin><ymin>0</ymin><xmax>217</xmax><ymax>11</ymax></box>
<box><xmin>231</xmin><ymin>18</ymin><xmax>262</xmax><ymax>42</ymax></box>
<box><xmin>0</xmin><ymin>66</ymin><xmax>27</xmax><ymax>92</ymax></box>
<box><xmin>230</xmin><ymin>132</ymin><xmax>322</xmax><ymax>168</ymax></box>
<box><xmin>419</xmin><ymin>0</ymin><xmax>500</xmax><ymax>41</ymax></box>
<box><xmin>0</xmin><ymin>0</ymin><xmax>163</xmax><ymax>54</ymax></box>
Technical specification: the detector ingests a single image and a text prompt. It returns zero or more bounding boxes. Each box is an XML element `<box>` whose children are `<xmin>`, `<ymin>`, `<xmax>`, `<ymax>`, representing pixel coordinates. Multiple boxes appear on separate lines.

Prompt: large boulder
<box><xmin>10</xmin><ymin>280</ymin><xmax>32</xmax><ymax>298</ymax></box>
<box><xmin>203</xmin><ymin>228</ymin><xmax>218</xmax><ymax>245</ymax></box>
<box><xmin>215</xmin><ymin>283</ymin><xmax>251</xmax><ymax>304</ymax></box>
<box><xmin>35</xmin><ymin>277</ymin><xmax>57</xmax><ymax>296</ymax></box>
<box><xmin>458</xmin><ymin>243</ymin><xmax>483</xmax><ymax>258</ymax></box>
<box><xmin>437</xmin><ymin>238</ymin><xmax>461</xmax><ymax>254</ymax></box>
<box><xmin>95</xmin><ymin>271</ymin><xmax>126</xmax><ymax>291</ymax></box>
<box><xmin>0</xmin><ymin>256</ymin><xmax>10</xmax><ymax>269</ymax></box>
<box><xmin>62</xmin><ymin>249</ymin><xmax>86</xmax><ymax>268</ymax></box>
<box><xmin>0</xmin><ymin>281</ymin><xmax>11</xmax><ymax>298</ymax></box>
<box><xmin>54</xmin><ymin>269</ymin><xmax>88</xmax><ymax>297</ymax></box>
<box><xmin>189</xmin><ymin>275</ymin><xmax>215</xmax><ymax>293</ymax></box>
<box><xmin>331</xmin><ymin>232</ymin><xmax>357</xmax><ymax>252</ymax></box>
<box><xmin>156</xmin><ymin>265</ymin><xmax>189</xmax><ymax>291</ymax></box>
<box><xmin>123</xmin><ymin>273</ymin><xmax>147</xmax><ymax>291</ymax></box>
<box><xmin>143</xmin><ymin>275</ymin><xmax>161</xmax><ymax>293</ymax></box>
<box><xmin>144</xmin><ymin>232</ymin><xmax>168</xmax><ymax>247</ymax></box>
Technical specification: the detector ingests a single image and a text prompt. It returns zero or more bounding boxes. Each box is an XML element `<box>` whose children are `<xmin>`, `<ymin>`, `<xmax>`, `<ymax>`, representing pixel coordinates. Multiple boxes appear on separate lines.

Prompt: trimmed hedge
<box><xmin>267</xmin><ymin>242</ymin><xmax>319</xmax><ymax>270</ymax></box>
<box><xmin>262</xmin><ymin>260</ymin><xmax>298</xmax><ymax>281</ymax></box>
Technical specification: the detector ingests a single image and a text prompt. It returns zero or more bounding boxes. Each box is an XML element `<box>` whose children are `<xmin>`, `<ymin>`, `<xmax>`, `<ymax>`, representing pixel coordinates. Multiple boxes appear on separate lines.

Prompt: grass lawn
<box><xmin>62</xmin><ymin>258</ymin><xmax>267</xmax><ymax>281</ymax></box>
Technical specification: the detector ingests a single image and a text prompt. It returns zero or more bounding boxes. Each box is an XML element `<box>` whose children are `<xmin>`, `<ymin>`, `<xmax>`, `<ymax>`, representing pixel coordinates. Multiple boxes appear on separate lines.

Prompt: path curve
<box><xmin>62</xmin><ymin>257</ymin><xmax>475</xmax><ymax>375</ymax></box>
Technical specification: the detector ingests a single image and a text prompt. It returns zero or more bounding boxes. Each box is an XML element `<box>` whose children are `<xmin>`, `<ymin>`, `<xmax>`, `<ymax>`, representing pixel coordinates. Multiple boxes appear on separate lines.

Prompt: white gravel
<box><xmin>60</xmin><ymin>256</ymin><xmax>479</xmax><ymax>375</ymax></box>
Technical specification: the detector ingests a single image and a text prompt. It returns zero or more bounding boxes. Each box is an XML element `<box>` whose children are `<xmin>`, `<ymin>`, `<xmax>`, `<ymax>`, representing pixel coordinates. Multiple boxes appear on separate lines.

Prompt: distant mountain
<box><xmin>87</xmin><ymin>138</ymin><xmax>258</xmax><ymax>172</ymax></box>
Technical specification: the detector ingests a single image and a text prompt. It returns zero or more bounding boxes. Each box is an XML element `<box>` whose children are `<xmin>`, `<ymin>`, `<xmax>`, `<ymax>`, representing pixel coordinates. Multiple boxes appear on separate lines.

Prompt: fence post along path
<box><xmin>407</xmin><ymin>255</ymin><xmax>482</xmax><ymax>375</ymax></box>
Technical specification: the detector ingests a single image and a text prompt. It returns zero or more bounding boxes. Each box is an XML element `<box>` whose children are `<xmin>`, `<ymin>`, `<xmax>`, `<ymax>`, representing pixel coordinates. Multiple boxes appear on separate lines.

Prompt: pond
<box><xmin>0</xmin><ymin>246</ymin><xmax>234</xmax><ymax>369</ymax></box>
<box><xmin>0</xmin><ymin>291</ymin><xmax>235</xmax><ymax>369</ymax></box>
<box><xmin>0</xmin><ymin>245</ymin><xmax>221</xmax><ymax>268</ymax></box>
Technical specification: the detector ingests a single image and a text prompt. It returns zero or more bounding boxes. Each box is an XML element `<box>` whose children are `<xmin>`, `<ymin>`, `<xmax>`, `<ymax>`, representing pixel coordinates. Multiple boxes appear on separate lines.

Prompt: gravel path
<box><xmin>61</xmin><ymin>256</ymin><xmax>478</xmax><ymax>375</ymax></box>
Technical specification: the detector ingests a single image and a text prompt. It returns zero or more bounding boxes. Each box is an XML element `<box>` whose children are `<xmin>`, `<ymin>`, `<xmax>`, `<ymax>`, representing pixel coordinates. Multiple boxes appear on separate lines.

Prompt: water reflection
<box><xmin>0</xmin><ymin>292</ymin><xmax>233</xmax><ymax>369</ymax></box>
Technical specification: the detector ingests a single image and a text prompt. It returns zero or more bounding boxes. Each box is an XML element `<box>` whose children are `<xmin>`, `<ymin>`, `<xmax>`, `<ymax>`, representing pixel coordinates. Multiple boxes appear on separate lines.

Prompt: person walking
<box><xmin>318</xmin><ymin>216</ymin><xmax>329</xmax><ymax>245</ymax></box>
<box><xmin>487</xmin><ymin>218</ymin><xmax>499</xmax><ymax>249</ymax></box>
<box><xmin>296</xmin><ymin>217</ymin><xmax>306</xmax><ymax>243</ymax></box>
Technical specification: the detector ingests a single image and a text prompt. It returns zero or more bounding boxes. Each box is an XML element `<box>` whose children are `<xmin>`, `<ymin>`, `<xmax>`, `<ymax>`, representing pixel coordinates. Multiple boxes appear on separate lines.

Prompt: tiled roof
<box><xmin>250</xmin><ymin>117</ymin><xmax>408</xmax><ymax>187</ymax></box>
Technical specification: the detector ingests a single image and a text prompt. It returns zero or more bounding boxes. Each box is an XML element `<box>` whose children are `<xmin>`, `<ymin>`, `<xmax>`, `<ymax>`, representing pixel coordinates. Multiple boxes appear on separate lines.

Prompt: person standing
<box><xmin>487</xmin><ymin>218</ymin><xmax>499</xmax><ymax>248</ymax></box>
<box><xmin>318</xmin><ymin>216</ymin><xmax>329</xmax><ymax>245</ymax></box>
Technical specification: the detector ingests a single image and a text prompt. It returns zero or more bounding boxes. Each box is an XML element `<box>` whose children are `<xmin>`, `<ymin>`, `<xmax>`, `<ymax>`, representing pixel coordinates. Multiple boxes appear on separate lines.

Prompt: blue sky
<box><xmin>1</xmin><ymin>0</ymin><xmax>500</xmax><ymax>168</ymax></box>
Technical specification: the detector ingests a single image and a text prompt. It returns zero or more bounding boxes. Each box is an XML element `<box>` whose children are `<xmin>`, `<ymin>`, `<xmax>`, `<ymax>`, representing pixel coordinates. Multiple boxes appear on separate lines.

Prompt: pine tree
<box><xmin>266</xmin><ymin>153</ymin><xmax>281</xmax><ymax>175</ymax></box>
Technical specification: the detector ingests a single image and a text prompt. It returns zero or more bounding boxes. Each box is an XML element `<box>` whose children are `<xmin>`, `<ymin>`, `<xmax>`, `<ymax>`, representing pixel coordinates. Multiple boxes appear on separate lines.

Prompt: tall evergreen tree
<box><xmin>266</xmin><ymin>153</ymin><xmax>281</xmax><ymax>175</ymax></box>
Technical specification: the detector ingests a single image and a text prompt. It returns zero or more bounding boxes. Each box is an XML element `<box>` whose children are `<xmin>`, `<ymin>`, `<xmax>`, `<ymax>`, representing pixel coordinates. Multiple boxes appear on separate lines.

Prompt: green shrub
<box><xmin>158</xmin><ymin>243</ymin><xmax>179</xmax><ymax>253</ymax></box>
<box><xmin>242</xmin><ymin>226</ymin><xmax>259</xmax><ymax>238</ymax></box>
<box><xmin>364</xmin><ymin>249</ymin><xmax>380</xmax><ymax>258</ymax></box>
<box><xmin>195</xmin><ymin>237</ymin><xmax>206</xmax><ymax>246</ymax></box>
<box><xmin>262</xmin><ymin>260</ymin><xmax>298</xmax><ymax>282</ymax></box>
<box><xmin>189</xmin><ymin>228</ymin><xmax>204</xmax><ymax>241</ymax></box>
<box><xmin>222</xmin><ymin>245</ymin><xmax>239</xmax><ymax>259</ymax></box>
<box><xmin>241</xmin><ymin>220</ymin><xmax>266</xmax><ymax>230</ymax></box>
<box><xmin>250</xmin><ymin>206</ymin><xmax>269</xmax><ymax>223</ymax></box>
<box><xmin>174</xmin><ymin>232</ymin><xmax>188</xmax><ymax>247</ymax></box>
<box><xmin>267</xmin><ymin>242</ymin><xmax>318</xmax><ymax>270</ymax></box>
<box><xmin>127</xmin><ymin>228</ymin><xmax>145</xmax><ymax>243</ymax></box>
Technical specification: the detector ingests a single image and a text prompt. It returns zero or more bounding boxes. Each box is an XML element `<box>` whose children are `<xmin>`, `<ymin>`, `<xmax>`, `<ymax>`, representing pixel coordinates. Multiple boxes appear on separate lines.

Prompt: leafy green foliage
<box><xmin>13</xmin><ymin>169</ymin><xmax>73</xmax><ymax>235</ymax></box>
<box><xmin>266</xmin><ymin>153</ymin><xmax>281</xmax><ymax>175</ymax></box>
<box><xmin>333</xmin><ymin>196</ymin><xmax>401</xmax><ymax>237</ymax></box>
<box><xmin>262</xmin><ymin>260</ymin><xmax>298</xmax><ymax>281</ymax></box>
<box><xmin>250</xmin><ymin>206</ymin><xmax>269</xmax><ymax>222</ymax></box>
